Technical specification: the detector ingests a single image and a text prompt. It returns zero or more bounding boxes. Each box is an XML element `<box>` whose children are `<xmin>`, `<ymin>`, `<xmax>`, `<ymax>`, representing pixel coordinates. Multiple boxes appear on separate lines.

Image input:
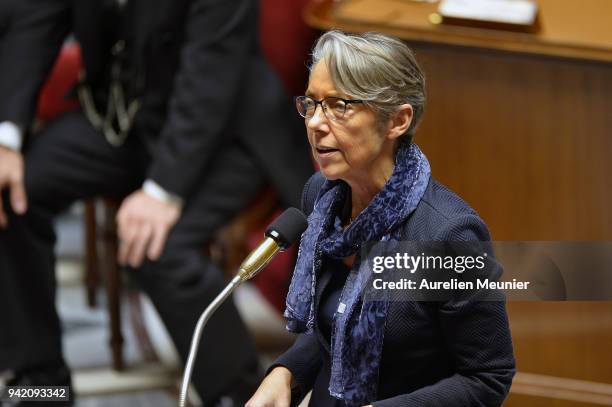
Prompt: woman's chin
<box><xmin>319</xmin><ymin>166</ymin><xmax>343</xmax><ymax>181</ymax></box>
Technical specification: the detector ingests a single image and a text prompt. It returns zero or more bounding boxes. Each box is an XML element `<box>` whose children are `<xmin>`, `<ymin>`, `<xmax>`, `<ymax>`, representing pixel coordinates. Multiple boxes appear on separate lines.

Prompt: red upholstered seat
<box><xmin>259</xmin><ymin>0</ymin><xmax>317</xmax><ymax>97</ymax></box>
<box><xmin>249</xmin><ymin>0</ymin><xmax>317</xmax><ymax>312</ymax></box>
<box><xmin>36</xmin><ymin>42</ymin><xmax>81</xmax><ymax>122</ymax></box>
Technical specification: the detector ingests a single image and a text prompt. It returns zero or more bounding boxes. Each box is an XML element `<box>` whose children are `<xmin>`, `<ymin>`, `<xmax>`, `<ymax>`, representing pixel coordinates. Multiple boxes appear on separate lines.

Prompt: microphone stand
<box><xmin>178</xmin><ymin>237</ymin><xmax>281</xmax><ymax>407</ymax></box>
<box><xmin>178</xmin><ymin>274</ymin><xmax>242</xmax><ymax>407</ymax></box>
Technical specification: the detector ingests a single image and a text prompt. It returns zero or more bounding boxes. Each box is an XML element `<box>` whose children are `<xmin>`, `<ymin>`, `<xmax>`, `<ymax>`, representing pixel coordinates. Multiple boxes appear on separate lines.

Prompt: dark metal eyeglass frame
<box><xmin>294</xmin><ymin>96</ymin><xmax>364</xmax><ymax>121</ymax></box>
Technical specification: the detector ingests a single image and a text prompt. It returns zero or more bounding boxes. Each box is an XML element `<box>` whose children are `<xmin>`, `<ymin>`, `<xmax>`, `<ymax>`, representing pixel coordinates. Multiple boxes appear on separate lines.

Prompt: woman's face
<box><xmin>305</xmin><ymin>61</ymin><xmax>397</xmax><ymax>184</ymax></box>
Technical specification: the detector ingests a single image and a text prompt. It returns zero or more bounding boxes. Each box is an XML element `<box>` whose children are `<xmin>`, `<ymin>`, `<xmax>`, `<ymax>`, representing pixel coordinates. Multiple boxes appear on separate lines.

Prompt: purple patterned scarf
<box><xmin>284</xmin><ymin>142</ymin><xmax>431</xmax><ymax>406</ymax></box>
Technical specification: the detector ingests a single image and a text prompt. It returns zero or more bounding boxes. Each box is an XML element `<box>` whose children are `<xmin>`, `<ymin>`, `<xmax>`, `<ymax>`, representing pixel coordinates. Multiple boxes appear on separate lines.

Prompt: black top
<box><xmin>271</xmin><ymin>172</ymin><xmax>516</xmax><ymax>407</ymax></box>
<box><xmin>317</xmin><ymin>258</ymin><xmax>350</xmax><ymax>343</ymax></box>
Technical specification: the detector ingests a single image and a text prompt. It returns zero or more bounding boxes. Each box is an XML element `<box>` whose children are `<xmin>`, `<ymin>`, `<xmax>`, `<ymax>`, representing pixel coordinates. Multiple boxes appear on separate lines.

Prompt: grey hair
<box><xmin>310</xmin><ymin>30</ymin><xmax>426</xmax><ymax>138</ymax></box>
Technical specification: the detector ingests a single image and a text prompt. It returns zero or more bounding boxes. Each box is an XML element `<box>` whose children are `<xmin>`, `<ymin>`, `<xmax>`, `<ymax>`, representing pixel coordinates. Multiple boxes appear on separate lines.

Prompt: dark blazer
<box><xmin>273</xmin><ymin>172</ymin><xmax>516</xmax><ymax>407</ymax></box>
<box><xmin>0</xmin><ymin>0</ymin><xmax>18</xmax><ymax>36</ymax></box>
<box><xmin>0</xmin><ymin>0</ymin><xmax>312</xmax><ymax>204</ymax></box>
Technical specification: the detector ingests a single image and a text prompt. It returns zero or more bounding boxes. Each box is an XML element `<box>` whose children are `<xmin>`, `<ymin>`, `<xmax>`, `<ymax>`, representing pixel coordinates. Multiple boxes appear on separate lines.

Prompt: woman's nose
<box><xmin>306</xmin><ymin>105</ymin><xmax>329</xmax><ymax>131</ymax></box>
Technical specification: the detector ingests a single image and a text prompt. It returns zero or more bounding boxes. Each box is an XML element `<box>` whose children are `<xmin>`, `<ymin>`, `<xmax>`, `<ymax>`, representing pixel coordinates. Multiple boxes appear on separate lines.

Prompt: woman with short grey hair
<box><xmin>247</xmin><ymin>30</ymin><xmax>515</xmax><ymax>407</ymax></box>
<box><xmin>310</xmin><ymin>30</ymin><xmax>426</xmax><ymax>140</ymax></box>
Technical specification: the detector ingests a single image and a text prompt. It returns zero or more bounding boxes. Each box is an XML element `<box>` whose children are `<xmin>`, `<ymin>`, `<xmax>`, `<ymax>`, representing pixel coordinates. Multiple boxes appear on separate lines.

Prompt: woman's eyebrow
<box><xmin>304</xmin><ymin>90</ymin><xmax>341</xmax><ymax>98</ymax></box>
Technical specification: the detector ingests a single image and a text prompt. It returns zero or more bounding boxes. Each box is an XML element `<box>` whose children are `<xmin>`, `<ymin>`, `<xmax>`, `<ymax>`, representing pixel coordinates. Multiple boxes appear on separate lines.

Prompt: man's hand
<box><xmin>0</xmin><ymin>146</ymin><xmax>27</xmax><ymax>228</ymax></box>
<box><xmin>116</xmin><ymin>189</ymin><xmax>181</xmax><ymax>268</ymax></box>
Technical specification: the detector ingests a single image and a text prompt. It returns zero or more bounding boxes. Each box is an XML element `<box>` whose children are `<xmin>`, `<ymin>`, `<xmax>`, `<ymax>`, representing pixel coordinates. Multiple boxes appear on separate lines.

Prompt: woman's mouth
<box><xmin>316</xmin><ymin>147</ymin><xmax>339</xmax><ymax>156</ymax></box>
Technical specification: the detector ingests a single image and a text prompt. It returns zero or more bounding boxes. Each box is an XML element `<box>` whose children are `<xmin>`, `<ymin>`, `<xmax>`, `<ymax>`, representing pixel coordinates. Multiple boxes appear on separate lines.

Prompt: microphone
<box><xmin>237</xmin><ymin>207</ymin><xmax>309</xmax><ymax>281</ymax></box>
<box><xmin>178</xmin><ymin>207</ymin><xmax>308</xmax><ymax>407</ymax></box>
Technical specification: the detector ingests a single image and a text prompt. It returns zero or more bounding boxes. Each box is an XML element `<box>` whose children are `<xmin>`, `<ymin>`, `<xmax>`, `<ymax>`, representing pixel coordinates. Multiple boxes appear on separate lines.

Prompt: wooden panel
<box><xmin>412</xmin><ymin>44</ymin><xmax>612</xmax><ymax>240</ymax></box>
<box><xmin>506</xmin><ymin>394</ymin><xmax>612</xmax><ymax>407</ymax></box>
<box><xmin>508</xmin><ymin>303</ymin><xmax>612</xmax><ymax>381</ymax></box>
<box><xmin>305</xmin><ymin>0</ymin><xmax>612</xmax><ymax>62</ymax></box>
<box><xmin>507</xmin><ymin>371</ymin><xmax>612</xmax><ymax>406</ymax></box>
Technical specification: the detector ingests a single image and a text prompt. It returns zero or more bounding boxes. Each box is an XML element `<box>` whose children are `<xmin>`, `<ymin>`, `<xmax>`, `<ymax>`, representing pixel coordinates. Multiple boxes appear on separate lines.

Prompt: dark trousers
<box><xmin>0</xmin><ymin>111</ymin><xmax>269</xmax><ymax>402</ymax></box>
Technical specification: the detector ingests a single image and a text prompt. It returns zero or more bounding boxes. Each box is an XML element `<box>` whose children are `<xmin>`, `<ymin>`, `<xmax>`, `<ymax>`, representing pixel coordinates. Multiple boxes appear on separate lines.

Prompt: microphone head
<box><xmin>265</xmin><ymin>207</ymin><xmax>308</xmax><ymax>249</ymax></box>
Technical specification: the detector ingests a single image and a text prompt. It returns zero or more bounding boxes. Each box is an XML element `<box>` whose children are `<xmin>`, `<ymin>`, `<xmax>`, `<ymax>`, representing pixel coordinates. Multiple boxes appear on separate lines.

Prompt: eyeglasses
<box><xmin>294</xmin><ymin>96</ymin><xmax>364</xmax><ymax>121</ymax></box>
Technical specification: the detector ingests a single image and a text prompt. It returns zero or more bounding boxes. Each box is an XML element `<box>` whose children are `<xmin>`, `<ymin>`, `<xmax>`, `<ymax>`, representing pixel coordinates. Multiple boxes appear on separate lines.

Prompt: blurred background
<box><xmin>1</xmin><ymin>0</ymin><xmax>611</xmax><ymax>406</ymax></box>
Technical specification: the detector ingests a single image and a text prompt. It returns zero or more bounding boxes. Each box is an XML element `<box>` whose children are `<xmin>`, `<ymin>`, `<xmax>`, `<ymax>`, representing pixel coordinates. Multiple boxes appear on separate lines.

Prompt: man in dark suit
<box><xmin>0</xmin><ymin>0</ymin><xmax>15</xmax><ymax>36</ymax></box>
<box><xmin>0</xmin><ymin>0</ymin><xmax>312</xmax><ymax>405</ymax></box>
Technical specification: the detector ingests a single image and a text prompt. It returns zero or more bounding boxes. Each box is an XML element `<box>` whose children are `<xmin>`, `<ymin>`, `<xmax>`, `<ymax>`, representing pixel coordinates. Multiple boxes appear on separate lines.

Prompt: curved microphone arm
<box><xmin>177</xmin><ymin>207</ymin><xmax>307</xmax><ymax>407</ymax></box>
<box><xmin>178</xmin><ymin>238</ymin><xmax>281</xmax><ymax>407</ymax></box>
<box><xmin>178</xmin><ymin>274</ymin><xmax>241</xmax><ymax>407</ymax></box>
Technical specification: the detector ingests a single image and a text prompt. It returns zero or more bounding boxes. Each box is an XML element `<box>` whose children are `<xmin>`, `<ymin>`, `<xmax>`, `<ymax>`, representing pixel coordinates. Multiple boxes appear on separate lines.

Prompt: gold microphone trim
<box><xmin>237</xmin><ymin>237</ymin><xmax>281</xmax><ymax>281</ymax></box>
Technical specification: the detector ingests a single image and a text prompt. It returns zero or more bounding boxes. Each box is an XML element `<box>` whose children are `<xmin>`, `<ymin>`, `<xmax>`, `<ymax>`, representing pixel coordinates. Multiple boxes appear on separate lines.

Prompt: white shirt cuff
<box><xmin>0</xmin><ymin>122</ymin><xmax>23</xmax><ymax>151</ymax></box>
<box><xmin>142</xmin><ymin>179</ymin><xmax>184</xmax><ymax>207</ymax></box>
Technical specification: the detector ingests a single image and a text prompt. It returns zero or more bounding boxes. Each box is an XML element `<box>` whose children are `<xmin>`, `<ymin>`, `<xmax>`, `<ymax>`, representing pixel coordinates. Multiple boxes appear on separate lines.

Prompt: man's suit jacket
<box><xmin>273</xmin><ymin>171</ymin><xmax>516</xmax><ymax>406</ymax></box>
<box><xmin>0</xmin><ymin>0</ymin><xmax>18</xmax><ymax>36</ymax></box>
<box><xmin>0</xmin><ymin>0</ymin><xmax>312</xmax><ymax>203</ymax></box>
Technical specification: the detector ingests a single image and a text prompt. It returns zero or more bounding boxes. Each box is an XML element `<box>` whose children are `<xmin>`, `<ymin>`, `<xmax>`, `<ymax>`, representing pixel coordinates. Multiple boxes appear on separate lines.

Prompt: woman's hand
<box><xmin>245</xmin><ymin>366</ymin><xmax>293</xmax><ymax>407</ymax></box>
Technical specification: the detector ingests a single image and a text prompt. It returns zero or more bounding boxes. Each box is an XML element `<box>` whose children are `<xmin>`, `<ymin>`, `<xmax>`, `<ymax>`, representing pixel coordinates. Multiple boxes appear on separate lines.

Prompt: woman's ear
<box><xmin>387</xmin><ymin>104</ymin><xmax>413</xmax><ymax>140</ymax></box>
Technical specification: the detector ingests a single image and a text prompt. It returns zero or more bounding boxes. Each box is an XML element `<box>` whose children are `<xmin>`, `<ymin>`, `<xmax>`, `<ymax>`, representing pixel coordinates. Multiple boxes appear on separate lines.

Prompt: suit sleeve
<box><xmin>267</xmin><ymin>332</ymin><xmax>323</xmax><ymax>400</ymax></box>
<box><xmin>147</xmin><ymin>0</ymin><xmax>256</xmax><ymax>199</ymax></box>
<box><xmin>0</xmin><ymin>0</ymin><xmax>70</xmax><ymax>130</ymax></box>
<box><xmin>373</xmin><ymin>215</ymin><xmax>516</xmax><ymax>407</ymax></box>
